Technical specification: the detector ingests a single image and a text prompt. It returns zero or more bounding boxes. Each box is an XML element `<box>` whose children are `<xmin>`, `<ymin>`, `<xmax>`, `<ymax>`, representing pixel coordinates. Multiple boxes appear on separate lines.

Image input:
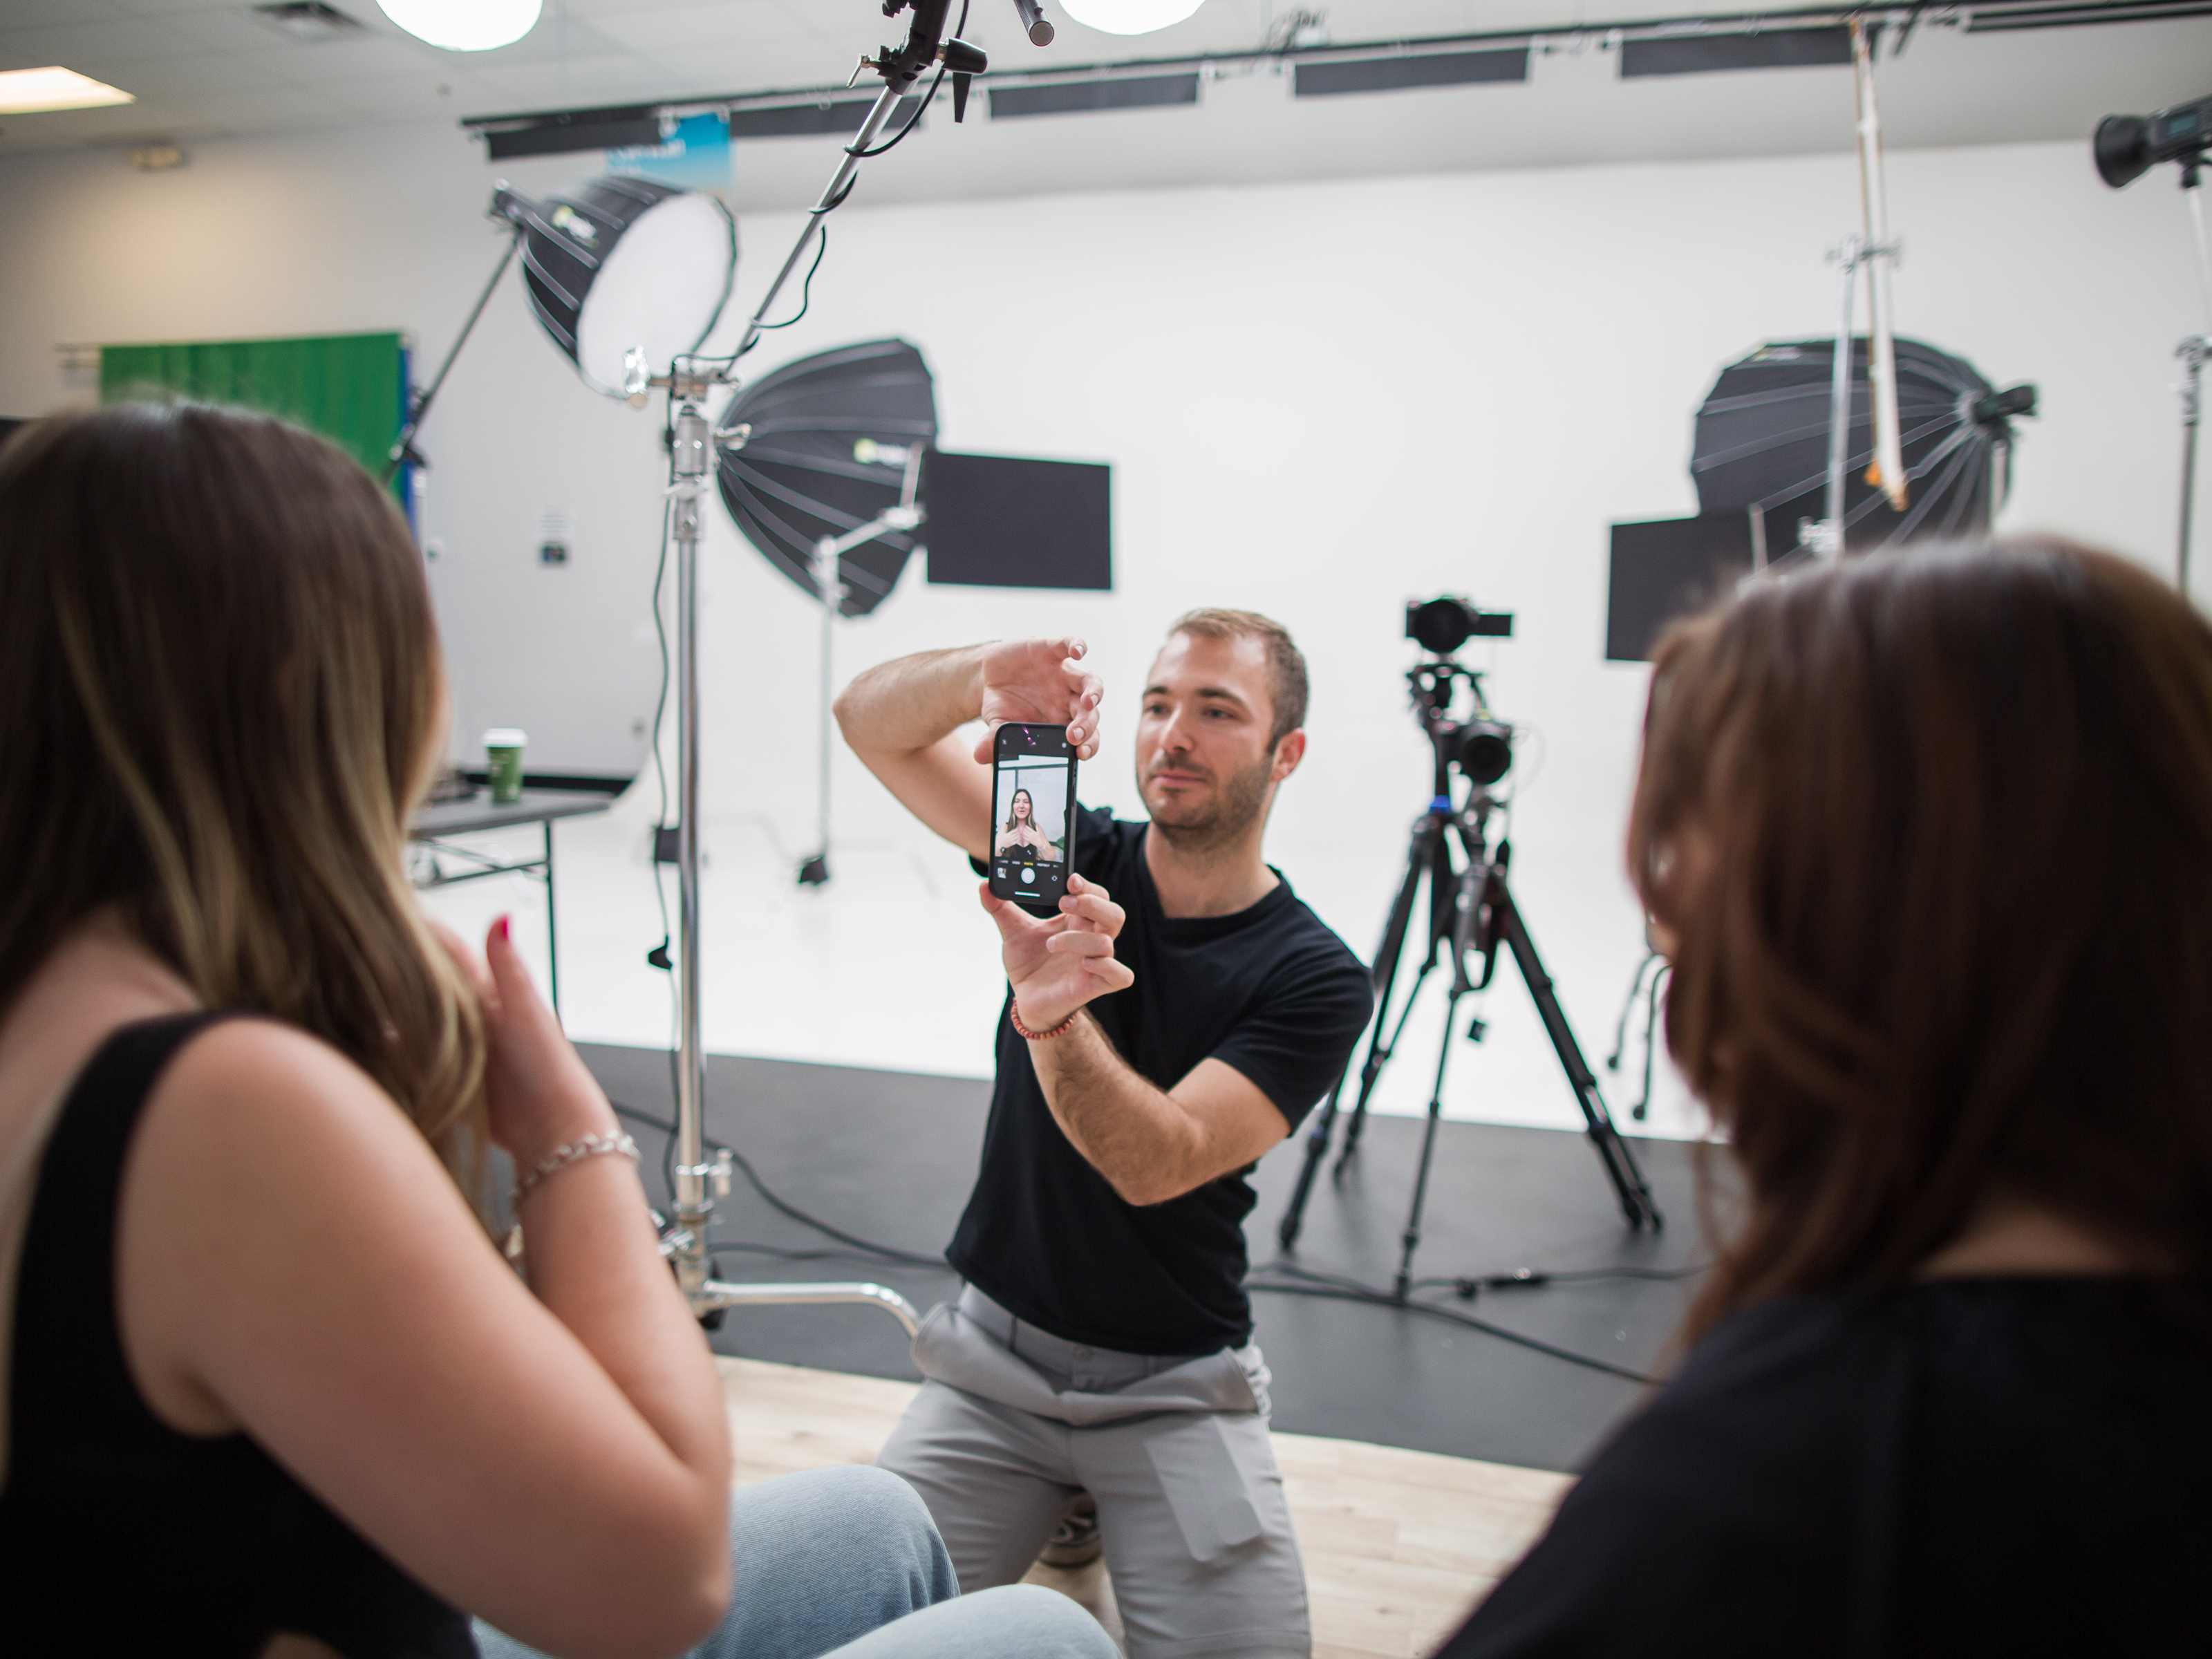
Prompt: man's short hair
<box><xmin>1168</xmin><ymin>608</ymin><xmax>1309</xmax><ymax>747</ymax></box>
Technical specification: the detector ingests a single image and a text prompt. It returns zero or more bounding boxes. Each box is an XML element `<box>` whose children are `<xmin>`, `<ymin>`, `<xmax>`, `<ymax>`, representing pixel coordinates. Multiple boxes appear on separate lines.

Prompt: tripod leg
<box><xmin>1396</xmin><ymin>984</ymin><xmax>1465</xmax><ymax>1302</ymax></box>
<box><xmin>1327</xmin><ymin>827</ymin><xmax>1433</xmax><ymax>1177</ymax></box>
<box><xmin>1497</xmin><ymin>889</ymin><xmax>1665</xmax><ymax>1230</ymax></box>
<box><xmin>1606</xmin><ymin>950</ymin><xmax>1660</xmax><ymax>1072</ymax></box>
<box><xmin>1635</xmin><ymin>962</ymin><xmax>1669</xmax><ymax>1123</ymax></box>
<box><xmin>1335</xmin><ymin>960</ymin><xmax>1432</xmax><ymax>1173</ymax></box>
<box><xmin>1278</xmin><ymin>821</ymin><xmax>1428</xmax><ymax>1250</ymax></box>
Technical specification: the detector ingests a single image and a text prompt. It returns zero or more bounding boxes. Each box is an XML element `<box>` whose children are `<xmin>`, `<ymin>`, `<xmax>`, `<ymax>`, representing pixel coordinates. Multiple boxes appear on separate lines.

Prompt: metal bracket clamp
<box><xmin>675</xmin><ymin>1147</ymin><xmax>733</xmax><ymax>1199</ymax></box>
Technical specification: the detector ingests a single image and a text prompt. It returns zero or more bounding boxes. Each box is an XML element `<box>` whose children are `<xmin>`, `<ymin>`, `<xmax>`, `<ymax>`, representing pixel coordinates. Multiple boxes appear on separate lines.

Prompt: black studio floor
<box><xmin>579</xmin><ymin>1042</ymin><xmax>1711</xmax><ymax>1475</ymax></box>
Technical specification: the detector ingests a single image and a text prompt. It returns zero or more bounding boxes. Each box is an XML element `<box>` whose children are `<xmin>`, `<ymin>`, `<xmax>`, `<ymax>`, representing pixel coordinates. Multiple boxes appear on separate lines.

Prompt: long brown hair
<box><xmin>0</xmin><ymin>402</ymin><xmax>488</xmax><ymax>1195</ymax></box>
<box><xmin>1631</xmin><ymin>537</ymin><xmax>2212</xmax><ymax>1345</ymax></box>
<box><xmin>1004</xmin><ymin>787</ymin><xmax>1035</xmax><ymax>834</ymax></box>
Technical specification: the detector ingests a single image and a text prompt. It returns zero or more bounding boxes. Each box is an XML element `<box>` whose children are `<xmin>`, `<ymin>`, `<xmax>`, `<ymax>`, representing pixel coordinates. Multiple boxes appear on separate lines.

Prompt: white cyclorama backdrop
<box><xmin>0</xmin><ymin>119</ymin><xmax>2204</xmax><ymax>1143</ymax></box>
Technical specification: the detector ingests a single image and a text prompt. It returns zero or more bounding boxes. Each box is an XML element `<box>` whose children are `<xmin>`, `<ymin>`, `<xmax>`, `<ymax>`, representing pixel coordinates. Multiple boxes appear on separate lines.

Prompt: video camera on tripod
<box><xmin>1404</xmin><ymin>596</ymin><xmax>1516</xmax><ymax>789</ymax></box>
<box><xmin>1277</xmin><ymin>595</ymin><xmax>1662</xmax><ymax>1295</ymax></box>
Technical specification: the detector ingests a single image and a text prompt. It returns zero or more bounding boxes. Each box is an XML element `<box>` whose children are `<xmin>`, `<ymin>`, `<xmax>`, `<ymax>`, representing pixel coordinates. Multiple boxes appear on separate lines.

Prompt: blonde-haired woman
<box><xmin>0</xmin><ymin>404</ymin><xmax>1114</xmax><ymax>1659</ymax></box>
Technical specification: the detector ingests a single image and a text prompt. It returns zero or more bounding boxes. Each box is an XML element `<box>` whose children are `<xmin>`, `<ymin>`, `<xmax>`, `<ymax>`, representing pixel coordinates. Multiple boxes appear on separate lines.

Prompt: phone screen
<box><xmin>991</xmin><ymin>723</ymin><xmax>1078</xmax><ymax>912</ymax></box>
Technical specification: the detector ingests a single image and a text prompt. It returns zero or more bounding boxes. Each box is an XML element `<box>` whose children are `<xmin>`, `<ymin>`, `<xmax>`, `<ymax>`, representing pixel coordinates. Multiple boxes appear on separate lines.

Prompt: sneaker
<box><xmin>1039</xmin><ymin>1494</ymin><xmax>1103</xmax><ymax>1569</ymax></box>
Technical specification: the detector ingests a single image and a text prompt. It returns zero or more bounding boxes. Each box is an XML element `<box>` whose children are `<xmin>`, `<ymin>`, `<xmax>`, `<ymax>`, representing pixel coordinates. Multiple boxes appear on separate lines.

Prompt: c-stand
<box><xmin>1277</xmin><ymin>658</ymin><xmax>1662</xmax><ymax>1298</ymax></box>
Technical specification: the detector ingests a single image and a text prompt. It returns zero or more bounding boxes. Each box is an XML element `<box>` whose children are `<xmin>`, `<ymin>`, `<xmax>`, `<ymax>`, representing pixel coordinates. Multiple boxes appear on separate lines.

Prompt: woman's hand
<box><xmin>973</xmin><ymin>636</ymin><xmax>1105</xmax><ymax>762</ymax></box>
<box><xmin>439</xmin><ymin>917</ymin><xmax>618</xmax><ymax>1163</ymax></box>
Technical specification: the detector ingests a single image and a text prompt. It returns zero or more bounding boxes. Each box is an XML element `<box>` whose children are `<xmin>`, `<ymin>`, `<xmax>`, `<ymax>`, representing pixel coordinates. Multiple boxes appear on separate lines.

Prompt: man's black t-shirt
<box><xmin>1437</xmin><ymin>1277</ymin><xmax>2212</xmax><ymax>1657</ymax></box>
<box><xmin>948</xmin><ymin>807</ymin><xmax>1372</xmax><ymax>1356</ymax></box>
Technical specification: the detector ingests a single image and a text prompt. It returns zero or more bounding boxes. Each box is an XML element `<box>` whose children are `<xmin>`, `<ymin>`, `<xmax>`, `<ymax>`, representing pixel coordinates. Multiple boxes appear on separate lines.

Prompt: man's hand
<box><xmin>973</xmin><ymin>637</ymin><xmax>1105</xmax><ymax>763</ymax></box>
<box><xmin>982</xmin><ymin>872</ymin><xmax>1132</xmax><ymax>1032</ymax></box>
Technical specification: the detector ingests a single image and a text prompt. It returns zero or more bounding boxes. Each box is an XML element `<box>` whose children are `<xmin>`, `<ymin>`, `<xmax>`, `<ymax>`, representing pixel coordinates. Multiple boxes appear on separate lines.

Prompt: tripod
<box><xmin>1277</xmin><ymin>660</ymin><xmax>1662</xmax><ymax>1298</ymax></box>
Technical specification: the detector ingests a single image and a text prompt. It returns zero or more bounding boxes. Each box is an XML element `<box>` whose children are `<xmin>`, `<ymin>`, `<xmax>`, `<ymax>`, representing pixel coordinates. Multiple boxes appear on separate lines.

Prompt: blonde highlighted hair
<box><xmin>0</xmin><ymin>404</ymin><xmax>488</xmax><ymax>1199</ymax></box>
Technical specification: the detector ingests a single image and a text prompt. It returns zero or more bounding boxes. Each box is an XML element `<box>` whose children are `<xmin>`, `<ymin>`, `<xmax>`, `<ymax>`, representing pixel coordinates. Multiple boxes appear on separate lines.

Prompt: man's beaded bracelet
<box><xmin>512</xmin><ymin>1131</ymin><xmax>639</xmax><ymax>1208</ymax></box>
<box><xmin>1009</xmin><ymin>1000</ymin><xmax>1077</xmax><ymax>1041</ymax></box>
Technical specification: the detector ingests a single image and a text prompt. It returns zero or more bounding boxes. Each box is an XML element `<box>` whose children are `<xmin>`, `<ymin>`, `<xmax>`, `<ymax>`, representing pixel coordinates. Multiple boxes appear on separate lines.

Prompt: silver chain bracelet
<box><xmin>512</xmin><ymin>1131</ymin><xmax>639</xmax><ymax>1209</ymax></box>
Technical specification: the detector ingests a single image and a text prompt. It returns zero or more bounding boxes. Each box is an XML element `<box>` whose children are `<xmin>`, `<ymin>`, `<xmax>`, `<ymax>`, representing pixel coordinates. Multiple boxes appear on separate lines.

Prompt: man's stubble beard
<box><xmin>1141</xmin><ymin>751</ymin><xmax>1275</xmax><ymax>856</ymax></box>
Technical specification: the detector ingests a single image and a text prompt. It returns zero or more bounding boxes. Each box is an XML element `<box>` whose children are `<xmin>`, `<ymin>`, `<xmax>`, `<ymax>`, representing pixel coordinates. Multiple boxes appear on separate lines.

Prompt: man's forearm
<box><xmin>832</xmin><ymin>644</ymin><xmax>986</xmax><ymax>753</ymax></box>
<box><xmin>1027</xmin><ymin>1013</ymin><xmax>1200</xmax><ymax>1207</ymax></box>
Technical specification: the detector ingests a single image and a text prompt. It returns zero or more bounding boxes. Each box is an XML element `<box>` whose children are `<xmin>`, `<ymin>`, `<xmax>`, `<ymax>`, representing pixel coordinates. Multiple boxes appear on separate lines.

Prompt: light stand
<box><xmin>2174</xmin><ymin>161</ymin><xmax>2210</xmax><ymax>597</ymax></box>
<box><xmin>797</xmin><ymin>443</ymin><xmax>925</xmax><ymax>887</ymax></box>
<box><xmin>636</xmin><ymin>3</ymin><xmax>991</xmax><ymax>1330</ymax></box>
<box><xmin>1801</xmin><ymin>19</ymin><xmax>1905</xmax><ymax>560</ymax></box>
<box><xmin>384</xmin><ymin>221</ymin><xmax>525</xmax><ymax>485</ymax></box>
<box><xmin>2094</xmin><ymin>93</ymin><xmax>2212</xmax><ymax>595</ymax></box>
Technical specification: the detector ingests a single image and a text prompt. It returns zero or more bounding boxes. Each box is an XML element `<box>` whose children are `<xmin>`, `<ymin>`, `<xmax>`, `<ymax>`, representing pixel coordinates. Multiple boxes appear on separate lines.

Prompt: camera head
<box><xmin>1404</xmin><ymin>597</ymin><xmax>1517</xmax><ymax>789</ymax></box>
<box><xmin>1406</xmin><ymin>595</ymin><xmax>1514</xmax><ymax>657</ymax></box>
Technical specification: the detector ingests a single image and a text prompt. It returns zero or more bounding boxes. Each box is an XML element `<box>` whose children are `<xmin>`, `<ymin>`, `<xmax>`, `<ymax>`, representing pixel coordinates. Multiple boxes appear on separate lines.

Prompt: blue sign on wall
<box><xmin>607</xmin><ymin>112</ymin><xmax>732</xmax><ymax>192</ymax></box>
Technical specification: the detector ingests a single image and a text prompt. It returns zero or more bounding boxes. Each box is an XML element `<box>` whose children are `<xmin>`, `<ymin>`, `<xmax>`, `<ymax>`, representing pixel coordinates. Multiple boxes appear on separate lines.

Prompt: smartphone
<box><xmin>990</xmin><ymin>722</ymin><xmax>1078</xmax><ymax>912</ymax></box>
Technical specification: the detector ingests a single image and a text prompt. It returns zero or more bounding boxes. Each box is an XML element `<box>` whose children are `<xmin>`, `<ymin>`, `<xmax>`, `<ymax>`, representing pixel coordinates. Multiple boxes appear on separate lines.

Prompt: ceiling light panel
<box><xmin>0</xmin><ymin>67</ymin><xmax>135</xmax><ymax>114</ymax></box>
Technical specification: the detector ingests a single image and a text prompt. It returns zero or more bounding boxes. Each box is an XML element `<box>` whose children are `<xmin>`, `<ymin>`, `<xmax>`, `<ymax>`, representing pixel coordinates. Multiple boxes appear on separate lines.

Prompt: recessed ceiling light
<box><xmin>377</xmin><ymin>0</ymin><xmax>543</xmax><ymax>52</ymax></box>
<box><xmin>0</xmin><ymin>67</ymin><xmax>135</xmax><ymax>115</ymax></box>
<box><xmin>1060</xmin><ymin>0</ymin><xmax>1208</xmax><ymax>34</ymax></box>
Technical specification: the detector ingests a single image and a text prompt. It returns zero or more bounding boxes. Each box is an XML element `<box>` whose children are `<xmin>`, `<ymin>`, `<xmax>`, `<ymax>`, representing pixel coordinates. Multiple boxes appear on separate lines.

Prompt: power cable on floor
<box><xmin>1248</xmin><ymin>1258</ymin><xmax>1683</xmax><ymax>1386</ymax></box>
<box><xmin>612</xmin><ymin>1100</ymin><xmax>944</xmax><ymax>1271</ymax></box>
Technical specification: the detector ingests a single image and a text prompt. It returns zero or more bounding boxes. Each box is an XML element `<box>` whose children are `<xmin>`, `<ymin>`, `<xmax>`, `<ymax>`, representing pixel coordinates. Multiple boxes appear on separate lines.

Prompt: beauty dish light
<box><xmin>1059</xmin><ymin>0</ymin><xmax>1208</xmax><ymax>35</ymax></box>
<box><xmin>378</xmin><ymin>0</ymin><xmax>543</xmax><ymax>53</ymax></box>
<box><xmin>495</xmin><ymin>176</ymin><xmax>738</xmax><ymax>397</ymax></box>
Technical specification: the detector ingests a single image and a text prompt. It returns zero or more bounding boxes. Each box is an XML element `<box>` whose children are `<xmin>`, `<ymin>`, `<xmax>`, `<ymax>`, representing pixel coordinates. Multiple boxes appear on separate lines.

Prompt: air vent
<box><xmin>989</xmin><ymin>73</ymin><xmax>1201</xmax><ymax>120</ymax></box>
<box><xmin>1293</xmin><ymin>49</ymin><xmax>1528</xmax><ymax>97</ymax></box>
<box><xmin>250</xmin><ymin>3</ymin><xmax>367</xmax><ymax>44</ymax></box>
<box><xmin>1618</xmin><ymin>28</ymin><xmax>1853</xmax><ymax>77</ymax></box>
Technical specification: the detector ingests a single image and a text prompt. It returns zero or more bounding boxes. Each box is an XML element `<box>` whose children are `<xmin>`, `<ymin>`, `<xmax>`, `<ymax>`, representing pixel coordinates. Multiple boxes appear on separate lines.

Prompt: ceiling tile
<box><xmin>0</xmin><ymin>1</ymin><xmax>143</xmax><ymax>26</ymax></box>
<box><xmin>317</xmin><ymin>66</ymin><xmax>511</xmax><ymax>119</ymax></box>
<box><xmin>463</xmin><ymin>53</ymin><xmax>688</xmax><ymax>113</ymax></box>
<box><xmin>0</xmin><ymin>16</ymin><xmax>218</xmax><ymax>68</ymax></box>
<box><xmin>241</xmin><ymin>35</ymin><xmax>459</xmax><ymax>84</ymax></box>
<box><xmin>585</xmin><ymin>3</ymin><xmax>818</xmax><ymax>55</ymax></box>
<box><xmin>442</xmin><ymin>15</ymin><xmax>624</xmax><ymax>68</ymax></box>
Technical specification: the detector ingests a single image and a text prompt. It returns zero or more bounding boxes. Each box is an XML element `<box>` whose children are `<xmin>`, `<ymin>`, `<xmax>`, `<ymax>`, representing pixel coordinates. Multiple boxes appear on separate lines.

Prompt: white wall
<box><xmin>2</xmin><ymin>120</ymin><xmax>2204</xmax><ymax>1138</ymax></box>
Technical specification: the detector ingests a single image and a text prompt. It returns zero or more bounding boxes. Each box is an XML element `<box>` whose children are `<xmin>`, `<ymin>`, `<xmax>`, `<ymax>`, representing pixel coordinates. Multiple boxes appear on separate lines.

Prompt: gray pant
<box><xmin>474</xmin><ymin>1463</ymin><xmax>1116</xmax><ymax>1659</ymax></box>
<box><xmin>877</xmin><ymin>1286</ymin><xmax>1311</xmax><ymax>1659</ymax></box>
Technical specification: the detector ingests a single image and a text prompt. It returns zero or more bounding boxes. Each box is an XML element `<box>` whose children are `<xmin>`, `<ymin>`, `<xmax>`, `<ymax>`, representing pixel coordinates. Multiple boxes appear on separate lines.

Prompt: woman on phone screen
<box><xmin>993</xmin><ymin>787</ymin><xmax>1059</xmax><ymax>863</ymax></box>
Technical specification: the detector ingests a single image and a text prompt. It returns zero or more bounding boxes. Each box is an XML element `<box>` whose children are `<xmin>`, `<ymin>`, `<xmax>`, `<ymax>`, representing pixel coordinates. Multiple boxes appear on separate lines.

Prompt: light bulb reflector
<box><xmin>574</xmin><ymin>191</ymin><xmax>737</xmax><ymax>391</ymax></box>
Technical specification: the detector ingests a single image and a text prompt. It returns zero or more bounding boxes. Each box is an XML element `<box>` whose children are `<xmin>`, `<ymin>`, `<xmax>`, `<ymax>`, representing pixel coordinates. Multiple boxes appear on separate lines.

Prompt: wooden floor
<box><xmin>722</xmin><ymin>1358</ymin><xmax>1573</xmax><ymax>1659</ymax></box>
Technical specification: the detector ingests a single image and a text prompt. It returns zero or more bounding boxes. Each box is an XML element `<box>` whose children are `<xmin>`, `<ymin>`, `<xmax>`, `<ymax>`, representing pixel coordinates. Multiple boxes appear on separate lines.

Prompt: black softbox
<box><xmin>713</xmin><ymin>339</ymin><xmax>937</xmax><ymax>618</ymax></box>
<box><xmin>1692</xmin><ymin>337</ymin><xmax>2031</xmax><ymax>551</ymax></box>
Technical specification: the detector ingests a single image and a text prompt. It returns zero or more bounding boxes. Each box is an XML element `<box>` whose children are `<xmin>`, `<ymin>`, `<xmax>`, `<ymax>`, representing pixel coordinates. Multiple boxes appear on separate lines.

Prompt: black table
<box><xmin>409</xmin><ymin>788</ymin><xmax>613</xmax><ymax>1016</ymax></box>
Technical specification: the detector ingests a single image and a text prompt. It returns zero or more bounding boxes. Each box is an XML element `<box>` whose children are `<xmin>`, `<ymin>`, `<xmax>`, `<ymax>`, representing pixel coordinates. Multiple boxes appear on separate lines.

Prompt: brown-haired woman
<box><xmin>1439</xmin><ymin>537</ymin><xmax>2212</xmax><ymax>1656</ymax></box>
<box><xmin>0</xmin><ymin>404</ymin><xmax>1114</xmax><ymax>1659</ymax></box>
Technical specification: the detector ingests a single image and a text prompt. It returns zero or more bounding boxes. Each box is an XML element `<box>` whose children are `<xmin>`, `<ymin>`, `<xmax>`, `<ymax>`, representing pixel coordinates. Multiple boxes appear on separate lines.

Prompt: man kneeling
<box><xmin>834</xmin><ymin>610</ymin><xmax>1373</xmax><ymax>1658</ymax></box>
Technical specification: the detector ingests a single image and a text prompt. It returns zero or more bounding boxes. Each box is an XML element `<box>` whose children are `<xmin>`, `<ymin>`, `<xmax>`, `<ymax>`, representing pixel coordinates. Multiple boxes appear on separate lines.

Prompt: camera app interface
<box><xmin>991</xmin><ymin>727</ymin><xmax>1074</xmax><ymax>908</ymax></box>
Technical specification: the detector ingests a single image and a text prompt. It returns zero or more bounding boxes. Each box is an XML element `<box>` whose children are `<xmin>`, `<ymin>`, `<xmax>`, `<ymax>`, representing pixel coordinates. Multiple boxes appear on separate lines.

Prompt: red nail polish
<box><xmin>494</xmin><ymin>915</ymin><xmax>511</xmax><ymax>943</ymax></box>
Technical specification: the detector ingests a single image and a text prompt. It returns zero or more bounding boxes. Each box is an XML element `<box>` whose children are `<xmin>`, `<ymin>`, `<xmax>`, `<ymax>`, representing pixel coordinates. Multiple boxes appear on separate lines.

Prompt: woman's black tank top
<box><xmin>0</xmin><ymin>1013</ymin><xmax>474</xmax><ymax>1656</ymax></box>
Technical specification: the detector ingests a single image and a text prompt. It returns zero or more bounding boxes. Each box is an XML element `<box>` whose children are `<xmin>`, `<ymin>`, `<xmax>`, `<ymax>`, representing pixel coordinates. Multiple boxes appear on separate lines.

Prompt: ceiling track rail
<box><xmin>458</xmin><ymin>0</ymin><xmax>2209</xmax><ymax>138</ymax></box>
